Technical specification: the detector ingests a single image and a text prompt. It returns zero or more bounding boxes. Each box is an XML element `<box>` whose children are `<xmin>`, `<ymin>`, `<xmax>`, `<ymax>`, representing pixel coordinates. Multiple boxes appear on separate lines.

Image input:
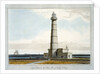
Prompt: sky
<box><xmin>8</xmin><ymin>7</ymin><xmax>91</xmax><ymax>54</ymax></box>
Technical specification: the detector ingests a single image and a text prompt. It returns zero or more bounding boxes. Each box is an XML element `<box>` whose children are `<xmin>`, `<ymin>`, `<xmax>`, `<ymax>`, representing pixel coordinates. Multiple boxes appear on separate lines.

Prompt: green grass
<box><xmin>9</xmin><ymin>58</ymin><xmax>90</xmax><ymax>64</ymax></box>
<box><xmin>38</xmin><ymin>60</ymin><xmax>90</xmax><ymax>64</ymax></box>
<box><xmin>9</xmin><ymin>60</ymin><xmax>42</xmax><ymax>64</ymax></box>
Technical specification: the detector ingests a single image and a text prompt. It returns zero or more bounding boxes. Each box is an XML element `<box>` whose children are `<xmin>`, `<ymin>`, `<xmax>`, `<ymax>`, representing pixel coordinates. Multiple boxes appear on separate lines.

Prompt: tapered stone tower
<box><xmin>44</xmin><ymin>12</ymin><xmax>72</xmax><ymax>59</ymax></box>
<box><xmin>50</xmin><ymin>12</ymin><xmax>58</xmax><ymax>58</ymax></box>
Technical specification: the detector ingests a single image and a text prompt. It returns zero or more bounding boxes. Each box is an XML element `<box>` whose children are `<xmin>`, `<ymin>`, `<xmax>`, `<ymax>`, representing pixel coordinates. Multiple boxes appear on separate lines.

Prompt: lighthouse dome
<box><xmin>51</xmin><ymin>12</ymin><xmax>57</xmax><ymax>20</ymax></box>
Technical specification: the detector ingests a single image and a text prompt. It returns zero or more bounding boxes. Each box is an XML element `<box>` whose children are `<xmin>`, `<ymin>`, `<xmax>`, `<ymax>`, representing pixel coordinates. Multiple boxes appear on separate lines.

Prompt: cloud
<box><xmin>9</xmin><ymin>28</ymin><xmax>90</xmax><ymax>54</ymax></box>
<box><xmin>9</xmin><ymin>39</ymin><xmax>33</xmax><ymax>44</ymax></box>
<box><xmin>58</xmin><ymin>28</ymin><xmax>90</xmax><ymax>43</ymax></box>
<box><xmin>32</xmin><ymin>8</ymin><xmax>90</xmax><ymax>23</ymax></box>
<box><xmin>8</xmin><ymin>8</ymin><xmax>90</xmax><ymax>54</ymax></box>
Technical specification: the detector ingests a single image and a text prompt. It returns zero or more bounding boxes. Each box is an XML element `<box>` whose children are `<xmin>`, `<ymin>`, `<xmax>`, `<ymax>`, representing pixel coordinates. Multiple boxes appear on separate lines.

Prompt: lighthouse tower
<box><xmin>44</xmin><ymin>12</ymin><xmax>72</xmax><ymax>59</ymax></box>
<box><xmin>50</xmin><ymin>12</ymin><xmax>58</xmax><ymax>58</ymax></box>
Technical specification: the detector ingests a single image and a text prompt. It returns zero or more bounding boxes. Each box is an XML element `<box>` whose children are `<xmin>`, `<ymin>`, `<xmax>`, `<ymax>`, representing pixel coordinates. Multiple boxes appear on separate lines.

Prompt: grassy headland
<box><xmin>9</xmin><ymin>60</ymin><xmax>42</xmax><ymax>64</ymax></box>
<box><xmin>9</xmin><ymin>58</ymin><xmax>90</xmax><ymax>64</ymax></box>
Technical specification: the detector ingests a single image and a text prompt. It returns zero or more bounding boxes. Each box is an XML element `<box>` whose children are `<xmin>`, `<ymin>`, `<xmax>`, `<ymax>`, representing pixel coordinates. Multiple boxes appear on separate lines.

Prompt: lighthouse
<box><xmin>50</xmin><ymin>12</ymin><xmax>58</xmax><ymax>58</ymax></box>
<box><xmin>44</xmin><ymin>12</ymin><xmax>72</xmax><ymax>59</ymax></box>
